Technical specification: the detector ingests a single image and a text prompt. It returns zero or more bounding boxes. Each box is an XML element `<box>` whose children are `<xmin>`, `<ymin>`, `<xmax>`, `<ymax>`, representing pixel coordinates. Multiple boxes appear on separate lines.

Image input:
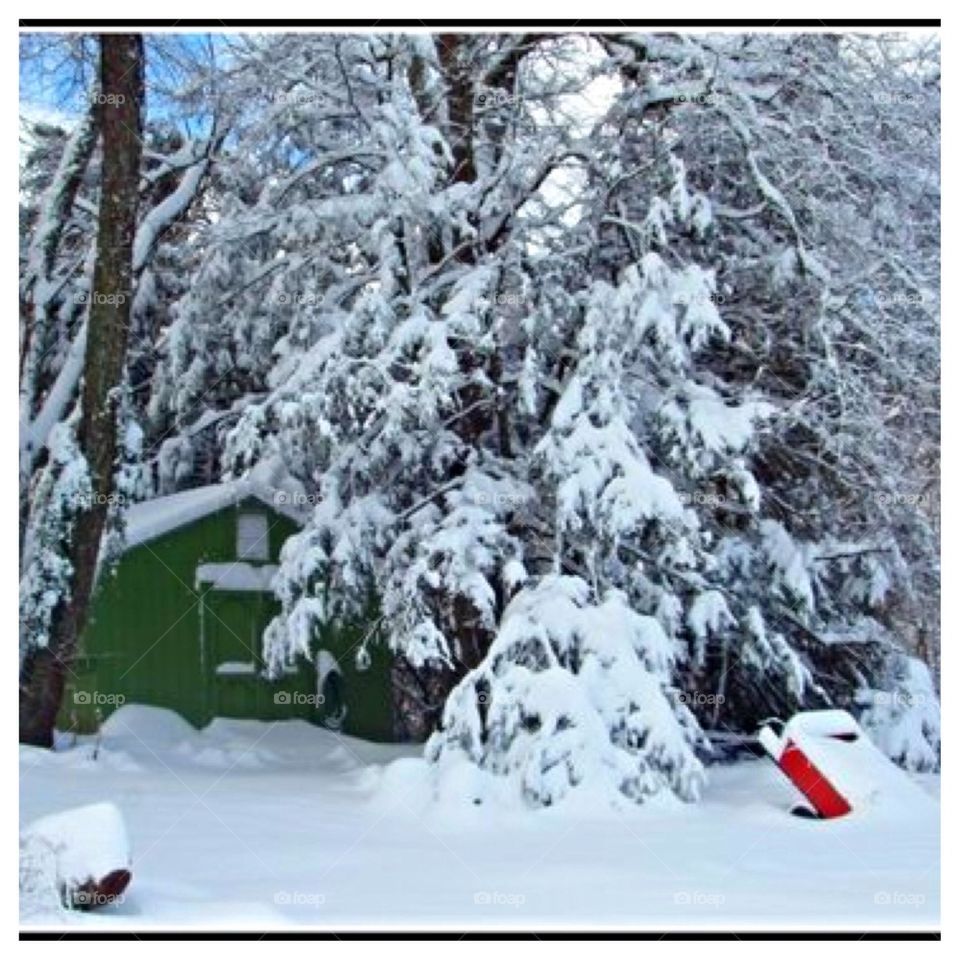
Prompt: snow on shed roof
<box><xmin>123</xmin><ymin>480</ymin><xmax>307</xmax><ymax>551</ymax></box>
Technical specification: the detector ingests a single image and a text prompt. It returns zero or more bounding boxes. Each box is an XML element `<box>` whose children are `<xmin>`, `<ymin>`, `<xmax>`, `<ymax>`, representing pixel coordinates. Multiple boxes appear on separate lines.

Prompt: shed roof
<box><xmin>123</xmin><ymin>479</ymin><xmax>308</xmax><ymax>551</ymax></box>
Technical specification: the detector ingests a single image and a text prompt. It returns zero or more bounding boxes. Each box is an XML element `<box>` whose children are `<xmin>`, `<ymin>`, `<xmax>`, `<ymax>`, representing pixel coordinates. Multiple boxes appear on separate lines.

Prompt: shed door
<box><xmin>205</xmin><ymin>593</ymin><xmax>262</xmax><ymax>718</ymax></box>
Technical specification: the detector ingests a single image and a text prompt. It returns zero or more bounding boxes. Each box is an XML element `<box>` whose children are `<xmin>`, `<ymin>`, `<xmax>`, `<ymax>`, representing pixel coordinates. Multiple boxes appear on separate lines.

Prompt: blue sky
<box><xmin>19</xmin><ymin>33</ymin><xmax>224</xmax><ymax>130</ymax></box>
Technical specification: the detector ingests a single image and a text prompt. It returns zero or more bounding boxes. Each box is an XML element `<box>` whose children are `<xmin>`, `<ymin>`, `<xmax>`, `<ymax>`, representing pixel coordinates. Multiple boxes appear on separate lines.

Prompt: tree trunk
<box><xmin>437</xmin><ymin>34</ymin><xmax>476</xmax><ymax>187</ymax></box>
<box><xmin>19</xmin><ymin>35</ymin><xmax>144</xmax><ymax>747</ymax></box>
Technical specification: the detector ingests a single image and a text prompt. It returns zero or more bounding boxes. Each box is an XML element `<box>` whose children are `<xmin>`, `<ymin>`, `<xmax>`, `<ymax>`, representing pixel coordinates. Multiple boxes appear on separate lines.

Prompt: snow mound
<box><xmin>791</xmin><ymin>727</ymin><xmax>934</xmax><ymax>817</ymax></box>
<box><xmin>100</xmin><ymin>704</ymin><xmax>198</xmax><ymax>750</ymax></box>
<box><xmin>769</xmin><ymin>710</ymin><xmax>936</xmax><ymax>818</ymax></box>
<box><xmin>20</xmin><ymin>802</ymin><xmax>130</xmax><ymax>899</ymax></box>
<box><xmin>91</xmin><ymin>706</ymin><xmax>417</xmax><ymax>776</ymax></box>
<box><xmin>370</xmin><ymin>757</ymin><xmax>436</xmax><ymax>815</ymax></box>
<box><xmin>786</xmin><ymin>708</ymin><xmax>860</xmax><ymax>738</ymax></box>
<box><xmin>19</xmin><ymin>831</ymin><xmax>64</xmax><ymax>920</ymax></box>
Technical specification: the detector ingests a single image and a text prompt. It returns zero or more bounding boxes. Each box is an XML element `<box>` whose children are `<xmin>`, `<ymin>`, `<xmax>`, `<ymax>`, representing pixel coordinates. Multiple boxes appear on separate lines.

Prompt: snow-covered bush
<box><xmin>857</xmin><ymin>655</ymin><xmax>941</xmax><ymax>772</ymax></box>
<box><xmin>19</xmin><ymin>802</ymin><xmax>131</xmax><ymax>911</ymax></box>
<box><xmin>427</xmin><ymin>576</ymin><xmax>705</xmax><ymax>806</ymax></box>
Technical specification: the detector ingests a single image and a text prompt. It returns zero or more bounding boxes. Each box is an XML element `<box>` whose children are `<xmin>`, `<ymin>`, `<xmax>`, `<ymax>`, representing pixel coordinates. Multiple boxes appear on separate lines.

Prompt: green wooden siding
<box><xmin>314</xmin><ymin>618</ymin><xmax>395</xmax><ymax>741</ymax></box>
<box><xmin>59</xmin><ymin>497</ymin><xmax>395</xmax><ymax>742</ymax></box>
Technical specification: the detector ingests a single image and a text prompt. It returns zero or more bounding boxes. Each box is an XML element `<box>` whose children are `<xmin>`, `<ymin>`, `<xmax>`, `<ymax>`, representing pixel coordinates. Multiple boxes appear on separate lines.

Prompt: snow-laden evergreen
<box><xmin>427</xmin><ymin>575</ymin><xmax>705</xmax><ymax>806</ymax></box>
<box><xmin>857</xmin><ymin>653</ymin><xmax>941</xmax><ymax>772</ymax></box>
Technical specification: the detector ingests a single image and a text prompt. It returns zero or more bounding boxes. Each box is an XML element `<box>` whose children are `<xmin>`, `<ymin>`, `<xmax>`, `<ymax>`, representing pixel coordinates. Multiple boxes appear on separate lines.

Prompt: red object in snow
<box><xmin>777</xmin><ymin>738</ymin><xmax>852</xmax><ymax>818</ymax></box>
<box><xmin>758</xmin><ymin>710</ymin><xmax>861</xmax><ymax>819</ymax></box>
<box><xmin>73</xmin><ymin>868</ymin><xmax>132</xmax><ymax>910</ymax></box>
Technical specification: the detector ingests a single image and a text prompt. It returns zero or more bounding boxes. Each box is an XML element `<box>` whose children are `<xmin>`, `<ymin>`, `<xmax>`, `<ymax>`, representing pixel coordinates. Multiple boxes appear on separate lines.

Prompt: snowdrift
<box><xmin>20</xmin><ymin>802</ymin><xmax>131</xmax><ymax>911</ymax></box>
<box><xmin>760</xmin><ymin>709</ymin><xmax>935</xmax><ymax>819</ymax></box>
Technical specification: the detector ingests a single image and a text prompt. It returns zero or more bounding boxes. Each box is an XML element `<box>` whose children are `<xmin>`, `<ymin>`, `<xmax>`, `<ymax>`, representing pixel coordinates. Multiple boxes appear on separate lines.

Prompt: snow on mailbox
<box><xmin>758</xmin><ymin>709</ymin><xmax>928</xmax><ymax>819</ymax></box>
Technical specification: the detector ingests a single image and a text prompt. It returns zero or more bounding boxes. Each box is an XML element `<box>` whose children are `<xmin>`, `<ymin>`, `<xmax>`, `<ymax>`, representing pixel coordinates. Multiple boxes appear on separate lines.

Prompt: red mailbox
<box><xmin>759</xmin><ymin>710</ymin><xmax>863</xmax><ymax>819</ymax></box>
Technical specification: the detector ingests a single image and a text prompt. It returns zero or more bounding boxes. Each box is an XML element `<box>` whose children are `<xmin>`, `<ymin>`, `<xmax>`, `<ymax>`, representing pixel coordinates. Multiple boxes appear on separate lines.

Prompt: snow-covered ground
<box><xmin>20</xmin><ymin>705</ymin><xmax>939</xmax><ymax>931</ymax></box>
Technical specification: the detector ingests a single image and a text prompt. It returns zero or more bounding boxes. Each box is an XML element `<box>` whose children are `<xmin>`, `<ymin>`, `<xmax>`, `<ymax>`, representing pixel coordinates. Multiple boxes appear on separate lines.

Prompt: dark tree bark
<box><xmin>20</xmin><ymin>34</ymin><xmax>144</xmax><ymax>747</ymax></box>
<box><xmin>437</xmin><ymin>34</ymin><xmax>476</xmax><ymax>187</ymax></box>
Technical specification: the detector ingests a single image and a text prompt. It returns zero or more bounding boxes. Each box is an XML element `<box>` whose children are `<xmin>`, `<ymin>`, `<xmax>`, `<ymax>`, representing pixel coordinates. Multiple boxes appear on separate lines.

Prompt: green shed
<box><xmin>61</xmin><ymin>480</ymin><xmax>396</xmax><ymax>742</ymax></box>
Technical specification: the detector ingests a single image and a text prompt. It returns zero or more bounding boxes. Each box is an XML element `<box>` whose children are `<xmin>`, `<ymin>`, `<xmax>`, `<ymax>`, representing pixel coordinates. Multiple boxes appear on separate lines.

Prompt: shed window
<box><xmin>237</xmin><ymin>513</ymin><xmax>269</xmax><ymax>561</ymax></box>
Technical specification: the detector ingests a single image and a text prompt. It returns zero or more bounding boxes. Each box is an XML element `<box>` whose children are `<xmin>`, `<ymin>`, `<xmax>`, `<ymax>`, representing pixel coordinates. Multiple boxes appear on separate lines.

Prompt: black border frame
<box><xmin>18</xmin><ymin>15</ymin><xmax>941</xmax><ymax>941</ymax></box>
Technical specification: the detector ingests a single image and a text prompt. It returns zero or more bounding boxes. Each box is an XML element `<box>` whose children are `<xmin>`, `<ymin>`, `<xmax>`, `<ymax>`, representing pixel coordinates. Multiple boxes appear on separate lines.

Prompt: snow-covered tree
<box><xmin>136</xmin><ymin>31</ymin><xmax>940</xmax><ymax>792</ymax></box>
<box><xmin>584</xmin><ymin>31</ymin><xmax>941</xmax><ymax>765</ymax></box>
<box><xmin>428</xmin><ymin>576</ymin><xmax>705</xmax><ymax>806</ymax></box>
